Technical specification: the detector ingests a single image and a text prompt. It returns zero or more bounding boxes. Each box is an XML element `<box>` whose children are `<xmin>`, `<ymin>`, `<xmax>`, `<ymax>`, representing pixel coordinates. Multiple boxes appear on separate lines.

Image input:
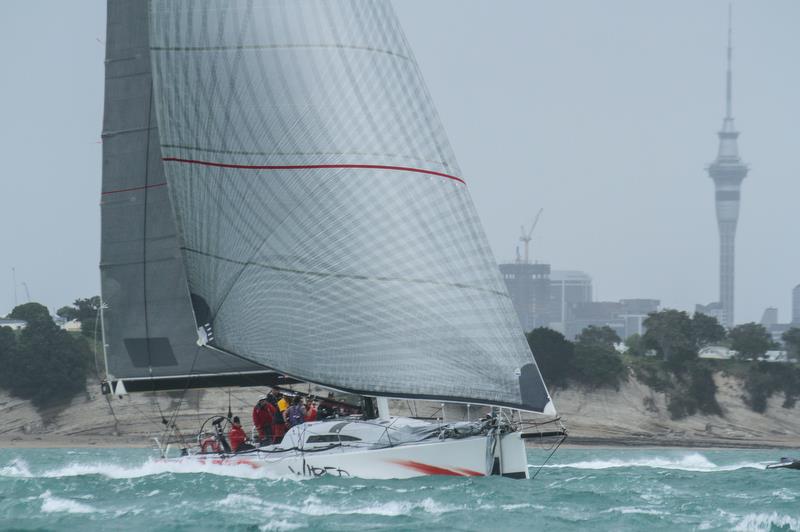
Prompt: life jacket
<box><xmin>228</xmin><ymin>425</ymin><xmax>247</xmax><ymax>452</ymax></box>
<box><xmin>287</xmin><ymin>405</ymin><xmax>305</xmax><ymax>427</ymax></box>
<box><xmin>268</xmin><ymin>402</ymin><xmax>285</xmax><ymax>425</ymax></box>
<box><xmin>305</xmin><ymin>405</ymin><xmax>317</xmax><ymax>422</ymax></box>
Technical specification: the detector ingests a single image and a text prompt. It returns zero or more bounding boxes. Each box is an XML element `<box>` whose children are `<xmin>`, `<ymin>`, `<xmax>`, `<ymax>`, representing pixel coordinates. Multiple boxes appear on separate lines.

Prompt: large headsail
<box><xmin>100</xmin><ymin>0</ymin><xmax>293</xmax><ymax>392</ymax></box>
<box><xmin>147</xmin><ymin>0</ymin><xmax>554</xmax><ymax>413</ymax></box>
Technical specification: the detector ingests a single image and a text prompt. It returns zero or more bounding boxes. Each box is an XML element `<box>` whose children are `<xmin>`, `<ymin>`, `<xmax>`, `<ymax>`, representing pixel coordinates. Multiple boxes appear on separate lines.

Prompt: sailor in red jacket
<box><xmin>305</xmin><ymin>399</ymin><xmax>318</xmax><ymax>422</ymax></box>
<box><xmin>228</xmin><ymin>416</ymin><xmax>252</xmax><ymax>452</ymax></box>
<box><xmin>252</xmin><ymin>395</ymin><xmax>271</xmax><ymax>443</ymax></box>
<box><xmin>267</xmin><ymin>393</ymin><xmax>286</xmax><ymax>444</ymax></box>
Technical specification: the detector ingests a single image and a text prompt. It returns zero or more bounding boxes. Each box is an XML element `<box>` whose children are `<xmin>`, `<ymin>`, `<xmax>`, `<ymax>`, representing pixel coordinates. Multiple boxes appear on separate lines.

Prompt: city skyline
<box><xmin>1</xmin><ymin>1</ymin><xmax>798</xmax><ymax>324</ymax></box>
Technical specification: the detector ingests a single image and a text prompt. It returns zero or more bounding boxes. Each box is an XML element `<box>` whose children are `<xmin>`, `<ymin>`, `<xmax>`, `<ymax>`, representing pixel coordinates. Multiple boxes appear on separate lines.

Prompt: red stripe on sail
<box><xmin>161</xmin><ymin>157</ymin><xmax>466</xmax><ymax>185</ymax></box>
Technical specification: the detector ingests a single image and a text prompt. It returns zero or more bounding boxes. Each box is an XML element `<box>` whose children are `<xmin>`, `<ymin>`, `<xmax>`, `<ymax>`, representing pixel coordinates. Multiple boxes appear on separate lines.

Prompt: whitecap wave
<box><xmin>500</xmin><ymin>503</ymin><xmax>538</xmax><ymax>511</ymax></box>
<box><xmin>260</xmin><ymin>520</ymin><xmax>303</xmax><ymax>531</ymax></box>
<box><xmin>602</xmin><ymin>506</ymin><xmax>668</xmax><ymax>516</ymax></box>
<box><xmin>218</xmin><ymin>493</ymin><xmax>462</xmax><ymax>517</ymax></box>
<box><xmin>39</xmin><ymin>490</ymin><xmax>99</xmax><ymax>514</ymax></box>
<box><xmin>0</xmin><ymin>458</ymin><xmax>32</xmax><ymax>478</ymax></box>
<box><xmin>11</xmin><ymin>457</ymin><xmax>290</xmax><ymax>480</ymax></box>
<box><xmin>770</xmin><ymin>488</ymin><xmax>798</xmax><ymax>501</ymax></box>
<box><xmin>732</xmin><ymin>512</ymin><xmax>800</xmax><ymax>531</ymax></box>
<box><xmin>544</xmin><ymin>453</ymin><xmax>764</xmax><ymax>472</ymax></box>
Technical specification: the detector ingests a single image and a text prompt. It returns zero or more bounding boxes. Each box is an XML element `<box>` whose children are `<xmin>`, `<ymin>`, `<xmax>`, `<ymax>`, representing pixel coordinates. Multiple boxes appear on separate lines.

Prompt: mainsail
<box><xmin>100</xmin><ymin>0</ymin><xmax>293</xmax><ymax>392</ymax></box>
<box><xmin>144</xmin><ymin>0</ymin><xmax>554</xmax><ymax>414</ymax></box>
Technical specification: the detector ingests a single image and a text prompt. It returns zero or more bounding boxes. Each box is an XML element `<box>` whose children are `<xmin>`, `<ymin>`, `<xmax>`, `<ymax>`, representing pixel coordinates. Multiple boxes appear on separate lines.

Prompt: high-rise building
<box><xmin>793</xmin><ymin>284</ymin><xmax>800</xmax><ymax>325</ymax></box>
<box><xmin>564</xmin><ymin>298</ymin><xmax>660</xmax><ymax>340</ymax></box>
<box><xmin>757</xmin><ymin>307</ymin><xmax>791</xmax><ymax>345</ymax></box>
<box><xmin>548</xmin><ymin>270</ymin><xmax>592</xmax><ymax>332</ymax></box>
<box><xmin>707</xmin><ymin>7</ymin><xmax>748</xmax><ymax>328</ymax></box>
<box><xmin>499</xmin><ymin>262</ymin><xmax>551</xmax><ymax>333</ymax></box>
<box><xmin>760</xmin><ymin>307</ymin><xmax>779</xmax><ymax>327</ymax></box>
<box><xmin>567</xmin><ymin>301</ymin><xmax>624</xmax><ymax>340</ymax></box>
<box><xmin>695</xmin><ymin>302</ymin><xmax>726</xmax><ymax>326</ymax></box>
<box><xmin>619</xmin><ymin>299</ymin><xmax>661</xmax><ymax>338</ymax></box>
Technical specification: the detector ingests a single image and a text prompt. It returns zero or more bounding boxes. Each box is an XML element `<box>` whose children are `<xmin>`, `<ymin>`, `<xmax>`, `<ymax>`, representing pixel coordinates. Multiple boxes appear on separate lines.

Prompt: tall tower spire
<box><xmin>726</xmin><ymin>3</ymin><xmax>733</xmax><ymax>119</ymax></box>
<box><xmin>707</xmin><ymin>3</ymin><xmax>748</xmax><ymax>328</ymax></box>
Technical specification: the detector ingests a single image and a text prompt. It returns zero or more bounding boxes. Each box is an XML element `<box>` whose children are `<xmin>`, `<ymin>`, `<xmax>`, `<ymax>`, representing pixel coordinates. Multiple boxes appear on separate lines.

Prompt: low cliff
<box><xmin>0</xmin><ymin>373</ymin><xmax>798</xmax><ymax>448</ymax></box>
<box><xmin>552</xmin><ymin>372</ymin><xmax>800</xmax><ymax>448</ymax></box>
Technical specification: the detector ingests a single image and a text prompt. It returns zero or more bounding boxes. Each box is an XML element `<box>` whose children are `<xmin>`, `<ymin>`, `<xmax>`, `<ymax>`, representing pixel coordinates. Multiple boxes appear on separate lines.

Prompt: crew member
<box><xmin>267</xmin><ymin>392</ymin><xmax>286</xmax><ymax>444</ymax></box>
<box><xmin>252</xmin><ymin>395</ymin><xmax>271</xmax><ymax>444</ymax></box>
<box><xmin>286</xmin><ymin>396</ymin><xmax>306</xmax><ymax>428</ymax></box>
<box><xmin>228</xmin><ymin>416</ymin><xmax>253</xmax><ymax>452</ymax></box>
<box><xmin>305</xmin><ymin>398</ymin><xmax>318</xmax><ymax>422</ymax></box>
<box><xmin>277</xmin><ymin>392</ymin><xmax>289</xmax><ymax>413</ymax></box>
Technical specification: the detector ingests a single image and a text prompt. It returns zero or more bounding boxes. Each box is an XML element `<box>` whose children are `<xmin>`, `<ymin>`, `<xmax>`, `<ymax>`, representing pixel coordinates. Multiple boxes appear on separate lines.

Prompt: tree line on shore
<box><xmin>528</xmin><ymin>310</ymin><xmax>800</xmax><ymax>419</ymax></box>
<box><xmin>0</xmin><ymin>300</ymin><xmax>98</xmax><ymax>411</ymax></box>
<box><xmin>2</xmin><ymin>298</ymin><xmax>800</xmax><ymax>420</ymax></box>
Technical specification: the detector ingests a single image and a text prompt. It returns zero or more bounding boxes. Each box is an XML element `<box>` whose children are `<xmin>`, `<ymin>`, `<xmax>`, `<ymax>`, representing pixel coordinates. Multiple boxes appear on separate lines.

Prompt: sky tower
<box><xmin>707</xmin><ymin>5</ymin><xmax>748</xmax><ymax>328</ymax></box>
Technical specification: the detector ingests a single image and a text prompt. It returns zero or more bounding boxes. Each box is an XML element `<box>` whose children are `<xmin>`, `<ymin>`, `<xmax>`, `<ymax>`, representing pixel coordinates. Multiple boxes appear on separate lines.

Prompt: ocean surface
<box><xmin>0</xmin><ymin>446</ymin><xmax>797</xmax><ymax>531</ymax></box>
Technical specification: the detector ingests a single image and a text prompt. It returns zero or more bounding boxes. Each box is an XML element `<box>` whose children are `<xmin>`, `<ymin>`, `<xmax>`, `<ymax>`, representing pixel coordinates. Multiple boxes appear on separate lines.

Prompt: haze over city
<box><xmin>1</xmin><ymin>0</ymin><xmax>798</xmax><ymax>324</ymax></box>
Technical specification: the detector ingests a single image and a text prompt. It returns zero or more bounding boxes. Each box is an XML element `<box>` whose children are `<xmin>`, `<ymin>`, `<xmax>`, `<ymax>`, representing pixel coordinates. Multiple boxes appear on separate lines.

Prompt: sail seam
<box><xmin>103</xmin><ymin>126</ymin><xmax>157</xmax><ymax>138</ymax></box>
<box><xmin>181</xmin><ymin>247</ymin><xmax>508</xmax><ymax>298</ymax></box>
<box><xmin>102</xmin><ymin>183</ymin><xmax>167</xmax><ymax>196</ymax></box>
<box><xmin>151</xmin><ymin>43</ymin><xmax>411</xmax><ymax>61</ymax></box>
<box><xmin>161</xmin><ymin>157</ymin><xmax>466</xmax><ymax>185</ymax></box>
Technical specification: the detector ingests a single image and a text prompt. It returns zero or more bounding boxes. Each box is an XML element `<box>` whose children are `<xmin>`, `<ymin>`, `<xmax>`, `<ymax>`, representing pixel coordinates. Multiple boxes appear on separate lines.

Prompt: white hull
<box><xmin>167</xmin><ymin>418</ymin><xmax>529</xmax><ymax>480</ymax></box>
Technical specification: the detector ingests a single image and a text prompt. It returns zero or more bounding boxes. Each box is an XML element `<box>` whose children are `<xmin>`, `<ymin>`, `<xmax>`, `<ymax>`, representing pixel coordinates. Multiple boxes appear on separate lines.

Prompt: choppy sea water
<box><xmin>0</xmin><ymin>447</ymin><xmax>798</xmax><ymax>531</ymax></box>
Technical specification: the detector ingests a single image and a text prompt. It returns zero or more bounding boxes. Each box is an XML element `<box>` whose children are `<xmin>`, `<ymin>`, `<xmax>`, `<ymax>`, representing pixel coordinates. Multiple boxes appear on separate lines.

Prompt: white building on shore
<box><xmin>0</xmin><ymin>318</ymin><xmax>27</xmax><ymax>331</ymax></box>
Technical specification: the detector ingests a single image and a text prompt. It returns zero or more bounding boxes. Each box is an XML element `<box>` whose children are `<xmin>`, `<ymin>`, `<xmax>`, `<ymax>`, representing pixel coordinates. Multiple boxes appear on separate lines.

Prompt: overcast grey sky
<box><xmin>1</xmin><ymin>1</ymin><xmax>798</xmax><ymax>324</ymax></box>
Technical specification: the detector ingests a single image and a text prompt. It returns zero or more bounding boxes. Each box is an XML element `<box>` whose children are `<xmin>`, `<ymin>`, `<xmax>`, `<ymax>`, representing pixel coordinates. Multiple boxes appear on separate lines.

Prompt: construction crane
<box><xmin>21</xmin><ymin>282</ymin><xmax>31</xmax><ymax>303</ymax></box>
<box><xmin>519</xmin><ymin>208</ymin><xmax>543</xmax><ymax>264</ymax></box>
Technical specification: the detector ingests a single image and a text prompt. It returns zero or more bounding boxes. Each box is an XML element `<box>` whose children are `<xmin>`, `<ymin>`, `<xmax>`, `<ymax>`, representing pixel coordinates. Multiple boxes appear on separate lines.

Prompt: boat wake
<box><xmin>543</xmin><ymin>452</ymin><xmax>765</xmax><ymax>472</ymax></box>
<box><xmin>0</xmin><ymin>457</ymin><xmax>289</xmax><ymax>480</ymax></box>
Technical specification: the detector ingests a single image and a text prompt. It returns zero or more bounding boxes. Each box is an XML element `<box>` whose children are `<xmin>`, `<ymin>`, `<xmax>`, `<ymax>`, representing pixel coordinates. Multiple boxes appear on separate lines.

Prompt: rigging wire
<box><xmin>529</xmin><ymin>431</ymin><xmax>567</xmax><ymax>482</ymax></box>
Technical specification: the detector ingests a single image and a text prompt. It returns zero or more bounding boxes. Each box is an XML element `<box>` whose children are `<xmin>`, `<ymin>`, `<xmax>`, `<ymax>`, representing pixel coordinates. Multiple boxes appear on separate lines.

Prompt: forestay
<box><xmin>148</xmin><ymin>0</ymin><xmax>554</xmax><ymax>413</ymax></box>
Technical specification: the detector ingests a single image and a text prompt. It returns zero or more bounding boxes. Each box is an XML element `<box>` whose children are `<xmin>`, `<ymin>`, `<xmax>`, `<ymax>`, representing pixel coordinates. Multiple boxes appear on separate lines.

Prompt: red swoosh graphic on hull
<box><xmin>194</xmin><ymin>457</ymin><xmax>260</xmax><ymax>469</ymax></box>
<box><xmin>454</xmin><ymin>467</ymin><xmax>485</xmax><ymax>477</ymax></box>
<box><xmin>390</xmin><ymin>460</ymin><xmax>485</xmax><ymax>477</ymax></box>
<box><xmin>230</xmin><ymin>459</ymin><xmax>261</xmax><ymax>469</ymax></box>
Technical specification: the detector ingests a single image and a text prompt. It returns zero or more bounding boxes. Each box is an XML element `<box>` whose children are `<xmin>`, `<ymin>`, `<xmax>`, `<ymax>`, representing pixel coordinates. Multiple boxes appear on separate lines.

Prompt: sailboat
<box><xmin>99</xmin><ymin>0</ymin><xmax>564</xmax><ymax>479</ymax></box>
